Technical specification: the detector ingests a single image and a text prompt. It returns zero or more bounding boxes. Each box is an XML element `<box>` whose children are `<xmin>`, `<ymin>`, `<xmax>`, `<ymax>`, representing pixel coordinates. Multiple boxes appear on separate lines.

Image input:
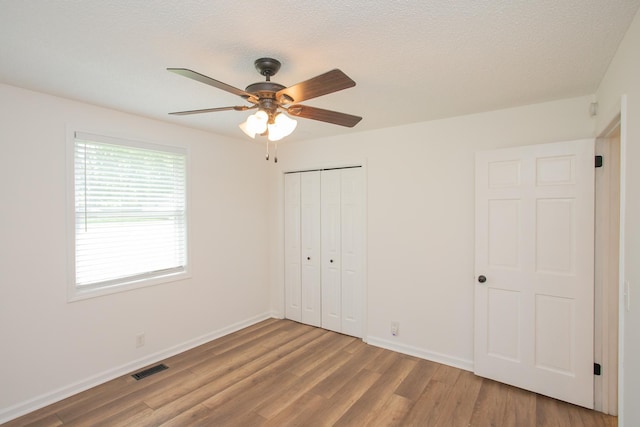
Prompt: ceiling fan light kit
<box><xmin>168</xmin><ymin>57</ymin><xmax>362</xmax><ymax>161</ymax></box>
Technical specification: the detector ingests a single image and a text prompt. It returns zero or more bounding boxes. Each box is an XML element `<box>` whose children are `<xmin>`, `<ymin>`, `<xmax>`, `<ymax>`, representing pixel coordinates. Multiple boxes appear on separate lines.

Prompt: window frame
<box><xmin>66</xmin><ymin>129</ymin><xmax>191</xmax><ymax>301</ymax></box>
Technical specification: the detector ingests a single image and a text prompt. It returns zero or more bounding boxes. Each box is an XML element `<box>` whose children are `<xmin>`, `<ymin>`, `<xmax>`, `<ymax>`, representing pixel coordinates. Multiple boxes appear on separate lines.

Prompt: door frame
<box><xmin>593</xmin><ymin>95</ymin><xmax>627</xmax><ymax>421</ymax></box>
<box><xmin>594</xmin><ymin>116</ymin><xmax>622</xmax><ymax>415</ymax></box>
<box><xmin>618</xmin><ymin>95</ymin><xmax>628</xmax><ymax>425</ymax></box>
<box><xmin>279</xmin><ymin>159</ymin><xmax>369</xmax><ymax>341</ymax></box>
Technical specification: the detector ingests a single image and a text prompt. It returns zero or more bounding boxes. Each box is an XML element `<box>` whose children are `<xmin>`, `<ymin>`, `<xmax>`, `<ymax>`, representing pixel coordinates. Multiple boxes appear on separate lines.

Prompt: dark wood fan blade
<box><xmin>169</xmin><ymin>106</ymin><xmax>253</xmax><ymax>116</ymax></box>
<box><xmin>287</xmin><ymin>105</ymin><xmax>362</xmax><ymax>127</ymax></box>
<box><xmin>167</xmin><ymin>68</ymin><xmax>258</xmax><ymax>102</ymax></box>
<box><xmin>276</xmin><ymin>69</ymin><xmax>356</xmax><ymax>104</ymax></box>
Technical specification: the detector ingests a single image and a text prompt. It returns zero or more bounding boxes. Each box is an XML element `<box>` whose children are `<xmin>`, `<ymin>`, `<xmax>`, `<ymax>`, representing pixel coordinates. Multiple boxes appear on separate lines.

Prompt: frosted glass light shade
<box><xmin>239</xmin><ymin>110</ymin><xmax>269</xmax><ymax>138</ymax></box>
<box><xmin>268</xmin><ymin>113</ymin><xmax>297</xmax><ymax>141</ymax></box>
<box><xmin>239</xmin><ymin>120</ymin><xmax>255</xmax><ymax>138</ymax></box>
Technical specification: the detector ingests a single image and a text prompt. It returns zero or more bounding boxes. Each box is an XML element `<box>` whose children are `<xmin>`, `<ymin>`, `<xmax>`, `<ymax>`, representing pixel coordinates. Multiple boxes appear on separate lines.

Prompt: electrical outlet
<box><xmin>136</xmin><ymin>333</ymin><xmax>145</xmax><ymax>348</ymax></box>
<box><xmin>391</xmin><ymin>322</ymin><xmax>399</xmax><ymax>337</ymax></box>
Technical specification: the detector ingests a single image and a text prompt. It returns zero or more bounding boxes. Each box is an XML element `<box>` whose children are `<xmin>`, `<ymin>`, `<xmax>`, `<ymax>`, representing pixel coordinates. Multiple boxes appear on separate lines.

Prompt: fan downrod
<box><xmin>254</xmin><ymin>58</ymin><xmax>281</xmax><ymax>80</ymax></box>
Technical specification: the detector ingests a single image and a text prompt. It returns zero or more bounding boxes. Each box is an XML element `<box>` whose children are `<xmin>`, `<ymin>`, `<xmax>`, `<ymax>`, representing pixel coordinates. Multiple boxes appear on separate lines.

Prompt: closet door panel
<box><xmin>300</xmin><ymin>171</ymin><xmax>321</xmax><ymax>326</ymax></box>
<box><xmin>340</xmin><ymin>168</ymin><xmax>364</xmax><ymax>338</ymax></box>
<box><xmin>284</xmin><ymin>173</ymin><xmax>302</xmax><ymax>321</ymax></box>
<box><xmin>321</xmin><ymin>169</ymin><xmax>342</xmax><ymax>333</ymax></box>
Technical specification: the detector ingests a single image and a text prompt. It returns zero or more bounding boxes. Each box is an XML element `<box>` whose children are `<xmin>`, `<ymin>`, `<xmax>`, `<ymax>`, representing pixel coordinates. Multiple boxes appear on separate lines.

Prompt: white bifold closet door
<box><xmin>300</xmin><ymin>172</ymin><xmax>322</xmax><ymax>326</ymax></box>
<box><xmin>284</xmin><ymin>167</ymin><xmax>364</xmax><ymax>338</ymax></box>
<box><xmin>284</xmin><ymin>171</ymin><xmax>321</xmax><ymax>326</ymax></box>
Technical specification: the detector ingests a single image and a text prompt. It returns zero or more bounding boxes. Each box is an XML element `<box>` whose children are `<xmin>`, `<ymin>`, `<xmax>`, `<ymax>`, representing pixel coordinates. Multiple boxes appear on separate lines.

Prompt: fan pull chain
<box><xmin>274</xmin><ymin>141</ymin><xmax>278</xmax><ymax>163</ymax></box>
<box><xmin>265</xmin><ymin>140</ymin><xmax>269</xmax><ymax>161</ymax></box>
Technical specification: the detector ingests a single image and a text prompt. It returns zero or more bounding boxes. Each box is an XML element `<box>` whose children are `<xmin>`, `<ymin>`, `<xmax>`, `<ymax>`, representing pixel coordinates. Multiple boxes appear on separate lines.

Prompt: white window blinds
<box><xmin>73</xmin><ymin>132</ymin><xmax>187</xmax><ymax>289</ymax></box>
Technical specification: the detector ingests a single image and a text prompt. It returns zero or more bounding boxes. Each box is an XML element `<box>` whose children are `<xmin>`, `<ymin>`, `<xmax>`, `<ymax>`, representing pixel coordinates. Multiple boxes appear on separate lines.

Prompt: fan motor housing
<box><xmin>245</xmin><ymin>81</ymin><xmax>286</xmax><ymax>97</ymax></box>
<box><xmin>245</xmin><ymin>81</ymin><xmax>293</xmax><ymax>107</ymax></box>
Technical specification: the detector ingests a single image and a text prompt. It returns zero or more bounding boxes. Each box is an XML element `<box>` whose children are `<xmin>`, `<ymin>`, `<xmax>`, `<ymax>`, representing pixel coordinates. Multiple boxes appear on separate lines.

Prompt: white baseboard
<box><xmin>366</xmin><ymin>335</ymin><xmax>474</xmax><ymax>372</ymax></box>
<box><xmin>0</xmin><ymin>312</ymin><xmax>274</xmax><ymax>424</ymax></box>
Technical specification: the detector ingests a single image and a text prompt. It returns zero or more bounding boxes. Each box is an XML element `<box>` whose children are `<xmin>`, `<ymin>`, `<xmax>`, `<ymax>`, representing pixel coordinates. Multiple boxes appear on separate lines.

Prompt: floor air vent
<box><xmin>132</xmin><ymin>363</ymin><xmax>168</xmax><ymax>380</ymax></box>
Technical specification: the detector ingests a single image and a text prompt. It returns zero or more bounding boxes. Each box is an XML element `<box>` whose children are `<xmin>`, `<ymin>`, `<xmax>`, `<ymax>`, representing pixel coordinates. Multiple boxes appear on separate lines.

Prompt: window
<box><xmin>69</xmin><ymin>131</ymin><xmax>188</xmax><ymax>299</ymax></box>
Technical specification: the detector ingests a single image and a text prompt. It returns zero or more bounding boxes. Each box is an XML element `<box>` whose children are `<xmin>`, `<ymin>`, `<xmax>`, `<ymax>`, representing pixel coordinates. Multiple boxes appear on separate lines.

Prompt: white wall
<box><xmin>269</xmin><ymin>95</ymin><xmax>596</xmax><ymax>368</ymax></box>
<box><xmin>0</xmin><ymin>84</ymin><xmax>271</xmax><ymax>421</ymax></box>
<box><xmin>595</xmin><ymin>7</ymin><xmax>640</xmax><ymax>426</ymax></box>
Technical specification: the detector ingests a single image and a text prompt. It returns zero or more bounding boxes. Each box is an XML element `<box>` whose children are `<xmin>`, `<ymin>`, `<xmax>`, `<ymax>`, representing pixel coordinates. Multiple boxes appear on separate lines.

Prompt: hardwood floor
<box><xmin>4</xmin><ymin>319</ymin><xmax>617</xmax><ymax>426</ymax></box>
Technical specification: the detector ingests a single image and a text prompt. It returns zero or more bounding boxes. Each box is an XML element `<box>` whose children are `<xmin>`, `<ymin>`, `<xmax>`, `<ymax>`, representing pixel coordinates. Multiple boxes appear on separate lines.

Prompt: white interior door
<box><xmin>321</xmin><ymin>169</ymin><xmax>342</xmax><ymax>333</ymax></box>
<box><xmin>301</xmin><ymin>171</ymin><xmax>321</xmax><ymax>326</ymax></box>
<box><xmin>284</xmin><ymin>173</ymin><xmax>301</xmax><ymax>322</ymax></box>
<box><xmin>474</xmin><ymin>139</ymin><xmax>595</xmax><ymax>408</ymax></box>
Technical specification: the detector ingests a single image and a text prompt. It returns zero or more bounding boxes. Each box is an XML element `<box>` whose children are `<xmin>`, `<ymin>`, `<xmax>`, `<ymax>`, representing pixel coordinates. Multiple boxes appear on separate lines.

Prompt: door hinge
<box><xmin>594</xmin><ymin>363</ymin><xmax>602</xmax><ymax>376</ymax></box>
<box><xmin>595</xmin><ymin>155</ymin><xmax>603</xmax><ymax>168</ymax></box>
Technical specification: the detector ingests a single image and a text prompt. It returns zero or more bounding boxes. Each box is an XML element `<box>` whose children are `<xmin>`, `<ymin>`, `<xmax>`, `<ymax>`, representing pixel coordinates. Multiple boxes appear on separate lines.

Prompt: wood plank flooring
<box><xmin>3</xmin><ymin>319</ymin><xmax>617</xmax><ymax>426</ymax></box>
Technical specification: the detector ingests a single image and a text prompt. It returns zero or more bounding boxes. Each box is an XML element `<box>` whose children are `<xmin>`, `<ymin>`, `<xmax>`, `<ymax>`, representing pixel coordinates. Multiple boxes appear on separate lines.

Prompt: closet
<box><xmin>284</xmin><ymin>167</ymin><xmax>364</xmax><ymax>338</ymax></box>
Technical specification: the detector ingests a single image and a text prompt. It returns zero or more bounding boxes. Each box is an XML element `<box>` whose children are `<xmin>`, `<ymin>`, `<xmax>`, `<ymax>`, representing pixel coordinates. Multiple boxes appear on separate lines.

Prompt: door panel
<box><xmin>340</xmin><ymin>168</ymin><xmax>364</xmax><ymax>338</ymax></box>
<box><xmin>475</xmin><ymin>139</ymin><xmax>594</xmax><ymax>408</ymax></box>
<box><xmin>300</xmin><ymin>172</ymin><xmax>321</xmax><ymax>326</ymax></box>
<box><xmin>535</xmin><ymin>295</ymin><xmax>574</xmax><ymax>374</ymax></box>
<box><xmin>321</xmin><ymin>169</ymin><xmax>342</xmax><ymax>333</ymax></box>
<box><xmin>488</xmin><ymin>199</ymin><xmax>521</xmax><ymax>269</ymax></box>
<box><xmin>487</xmin><ymin>288</ymin><xmax>520</xmax><ymax>362</ymax></box>
<box><xmin>536</xmin><ymin>199</ymin><xmax>575</xmax><ymax>276</ymax></box>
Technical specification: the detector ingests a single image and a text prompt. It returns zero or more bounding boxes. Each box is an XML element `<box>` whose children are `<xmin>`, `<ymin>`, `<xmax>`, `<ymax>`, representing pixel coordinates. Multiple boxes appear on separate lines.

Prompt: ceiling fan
<box><xmin>167</xmin><ymin>58</ymin><xmax>362</xmax><ymax>156</ymax></box>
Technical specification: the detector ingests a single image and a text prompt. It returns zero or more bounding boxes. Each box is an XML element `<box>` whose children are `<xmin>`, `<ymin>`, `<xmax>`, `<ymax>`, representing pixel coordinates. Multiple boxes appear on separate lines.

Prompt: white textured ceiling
<box><xmin>1</xmin><ymin>1</ymin><xmax>639</xmax><ymax>143</ymax></box>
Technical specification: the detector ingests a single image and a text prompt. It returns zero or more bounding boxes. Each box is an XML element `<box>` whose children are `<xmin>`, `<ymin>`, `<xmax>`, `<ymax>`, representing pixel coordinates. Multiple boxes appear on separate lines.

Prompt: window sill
<box><xmin>67</xmin><ymin>270</ymin><xmax>191</xmax><ymax>302</ymax></box>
